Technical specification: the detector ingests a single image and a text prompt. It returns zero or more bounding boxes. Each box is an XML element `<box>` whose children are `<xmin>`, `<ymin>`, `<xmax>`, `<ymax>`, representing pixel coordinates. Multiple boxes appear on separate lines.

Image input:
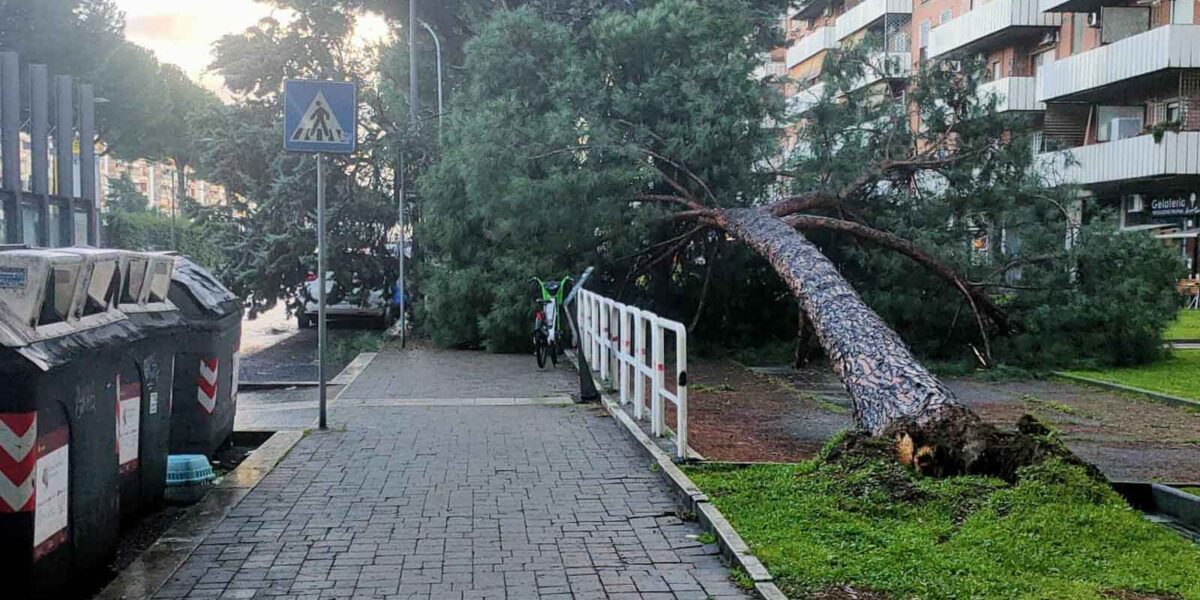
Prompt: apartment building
<box><xmin>9</xmin><ymin>131</ymin><xmax>229</xmax><ymax>215</ymax></box>
<box><xmin>98</xmin><ymin>156</ymin><xmax>228</xmax><ymax>213</ymax></box>
<box><xmin>776</xmin><ymin>0</ymin><xmax>1200</xmax><ymax>272</ymax></box>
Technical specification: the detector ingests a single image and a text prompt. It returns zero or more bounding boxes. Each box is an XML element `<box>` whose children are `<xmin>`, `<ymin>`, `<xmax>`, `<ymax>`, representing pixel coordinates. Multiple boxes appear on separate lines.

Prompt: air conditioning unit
<box><xmin>1128</xmin><ymin>194</ymin><xmax>1145</xmax><ymax>213</ymax></box>
<box><xmin>1111</xmin><ymin>117</ymin><xmax>1143</xmax><ymax>140</ymax></box>
<box><xmin>1087</xmin><ymin>12</ymin><xmax>1101</xmax><ymax>27</ymax></box>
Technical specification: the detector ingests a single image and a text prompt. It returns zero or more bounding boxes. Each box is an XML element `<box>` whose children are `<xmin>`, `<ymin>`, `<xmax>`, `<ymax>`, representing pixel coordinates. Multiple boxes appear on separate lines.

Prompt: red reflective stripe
<box><xmin>198</xmin><ymin>378</ymin><xmax>217</xmax><ymax>398</ymax></box>
<box><xmin>0</xmin><ymin>412</ymin><xmax>37</xmax><ymax>513</ymax></box>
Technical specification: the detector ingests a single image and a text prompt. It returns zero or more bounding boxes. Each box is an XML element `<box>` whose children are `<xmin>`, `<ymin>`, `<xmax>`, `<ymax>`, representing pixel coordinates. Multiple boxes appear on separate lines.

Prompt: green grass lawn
<box><xmin>1178</xmin><ymin>486</ymin><xmax>1200</xmax><ymax>497</ymax></box>
<box><xmin>1065</xmin><ymin>349</ymin><xmax>1200</xmax><ymax>402</ymax></box>
<box><xmin>686</xmin><ymin>453</ymin><xmax>1200</xmax><ymax>600</ymax></box>
<box><xmin>1166</xmin><ymin>311</ymin><xmax>1200</xmax><ymax>341</ymax></box>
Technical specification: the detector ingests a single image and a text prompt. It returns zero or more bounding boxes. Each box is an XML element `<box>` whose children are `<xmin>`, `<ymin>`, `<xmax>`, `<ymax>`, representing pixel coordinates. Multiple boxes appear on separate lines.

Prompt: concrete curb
<box><xmin>1052</xmin><ymin>372</ymin><xmax>1200</xmax><ymax>410</ymax></box>
<box><xmin>96</xmin><ymin>430</ymin><xmax>305</xmax><ymax>600</ymax></box>
<box><xmin>330</xmin><ymin>352</ymin><xmax>378</xmax><ymax>385</ymax></box>
<box><xmin>239</xmin><ymin>380</ymin><xmax>319</xmax><ymax>390</ymax></box>
<box><xmin>566</xmin><ymin>350</ymin><xmax>787</xmax><ymax>600</ymax></box>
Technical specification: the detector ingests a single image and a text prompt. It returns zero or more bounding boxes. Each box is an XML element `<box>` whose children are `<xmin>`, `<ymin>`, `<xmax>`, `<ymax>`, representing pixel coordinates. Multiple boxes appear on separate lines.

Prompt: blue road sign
<box><xmin>283</xmin><ymin>80</ymin><xmax>357</xmax><ymax>154</ymax></box>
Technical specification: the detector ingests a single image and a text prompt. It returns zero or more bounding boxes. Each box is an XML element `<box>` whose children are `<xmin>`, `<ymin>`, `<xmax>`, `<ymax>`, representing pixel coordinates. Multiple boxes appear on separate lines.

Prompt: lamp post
<box><xmin>419</xmin><ymin>20</ymin><xmax>444</xmax><ymax>144</ymax></box>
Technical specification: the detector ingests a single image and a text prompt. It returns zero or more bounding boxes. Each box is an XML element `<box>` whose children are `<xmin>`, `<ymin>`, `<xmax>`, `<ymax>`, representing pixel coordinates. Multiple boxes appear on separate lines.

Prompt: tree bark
<box><xmin>713</xmin><ymin>207</ymin><xmax>961</xmax><ymax>435</ymax></box>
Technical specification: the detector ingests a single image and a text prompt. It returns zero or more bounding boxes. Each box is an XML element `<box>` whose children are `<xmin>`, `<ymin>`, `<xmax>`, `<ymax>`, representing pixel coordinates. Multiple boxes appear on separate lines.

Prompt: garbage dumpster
<box><xmin>59</xmin><ymin>248</ymin><xmax>183</xmax><ymax>521</ymax></box>
<box><xmin>0</xmin><ymin>247</ymin><xmax>140</xmax><ymax>598</ymax></box>
<box><xmin>168</xmin><ymin>256</ymin><xmax>242</xmax><ymax>457</ymax></box>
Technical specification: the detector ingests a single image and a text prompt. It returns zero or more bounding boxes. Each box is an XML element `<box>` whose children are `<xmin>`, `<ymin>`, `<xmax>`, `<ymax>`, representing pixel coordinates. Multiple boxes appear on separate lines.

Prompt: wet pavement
<box><xmin>239</xmin><ymin>305</ymin><xmax>376</xmax><ymax>384</ymax></box>
<box><xmin>143</xmin><ymin>348</ymin><xmax>751</xmax><ymax>599</ymax></box>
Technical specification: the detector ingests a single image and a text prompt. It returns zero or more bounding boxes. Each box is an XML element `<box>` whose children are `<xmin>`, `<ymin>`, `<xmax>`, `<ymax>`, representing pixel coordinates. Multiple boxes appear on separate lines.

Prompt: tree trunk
<box><xmin>712</xmin><ymin>208</ymin><xmax>1068</xmax><ymax>480</ymax></box>
<box><xmin>715</xmin><ymin>207</ymin><xmax>959</xmax><ymax>434</ymax></box>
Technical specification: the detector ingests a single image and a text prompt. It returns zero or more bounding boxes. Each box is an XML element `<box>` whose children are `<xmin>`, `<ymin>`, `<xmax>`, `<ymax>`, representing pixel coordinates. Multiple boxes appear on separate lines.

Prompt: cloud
<box><xmin>124</xmin><ymin>13</ymin><xmax>206</xmax><ymax>44</ymax></box>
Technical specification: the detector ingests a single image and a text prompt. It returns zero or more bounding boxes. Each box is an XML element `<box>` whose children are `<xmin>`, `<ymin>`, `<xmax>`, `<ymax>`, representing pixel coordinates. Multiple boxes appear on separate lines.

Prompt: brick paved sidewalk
<box><xmin>155</xmin><ymin>349</ymin><xmax>752</xmax><ymax>599</ymax></box>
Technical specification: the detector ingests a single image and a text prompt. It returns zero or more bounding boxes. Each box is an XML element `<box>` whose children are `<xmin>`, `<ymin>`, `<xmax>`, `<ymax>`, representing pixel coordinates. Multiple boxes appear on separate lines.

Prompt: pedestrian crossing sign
<box><xmin>284</xmin><ymin>80</ymin><xmax>357</xmax><ymax>154</ymax></box>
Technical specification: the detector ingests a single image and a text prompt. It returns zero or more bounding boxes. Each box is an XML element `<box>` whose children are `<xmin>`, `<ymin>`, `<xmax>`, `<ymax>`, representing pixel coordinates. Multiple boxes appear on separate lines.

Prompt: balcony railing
<box><xmin>787</xmin><ymin>82</ymin><xmax>829</xmax><ymax>116</ymax></box>
<box><xmin>848</xmin><ymin>52</ymin><xmax>912</xmax><ymax>91</ymax></box>
<box><xmin>978</xmin><ymin>76</ymin><xmax>1043</xmax><ymax>112</ymax></box>
<box><xmin>836</xmin><ymin>0</ymin><xmax>913</xmax><ymax>40</ymax></box>
<box><xmin>927</xmin><ymin>0</ymin><xmax>1060</xmax><ymax>59</ymax></box>
<box><xmin>1037</xmin><ymin>25</ymin><xmax>1200</xmax><ymax>103</ymax></box>
<box><xmin>787</xmin><ymin>26</ymin><xmax>838</xmax><ymax>68</ymax></box>
<box><xmin>1038</xmin><ymin>131</ymin><xmax>1200</xmax><ymax>186</ymax></box>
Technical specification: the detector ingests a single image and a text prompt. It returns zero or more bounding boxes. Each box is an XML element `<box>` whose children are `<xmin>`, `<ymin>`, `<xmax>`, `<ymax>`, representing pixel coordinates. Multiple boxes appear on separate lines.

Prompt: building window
<box><xmin>1166</xmin><ymin>100</ymin><xmax>1181</xmax><ymax>123</ymax></box>
<box><xmin>940</xmin><ymin>9</ymin><xmax>952</xmax><ymax>24</ymax></box>
<box><xmin>919</xmin><ymin>20</ymin><xmax>931</xmax><ymax>48</ymax></box>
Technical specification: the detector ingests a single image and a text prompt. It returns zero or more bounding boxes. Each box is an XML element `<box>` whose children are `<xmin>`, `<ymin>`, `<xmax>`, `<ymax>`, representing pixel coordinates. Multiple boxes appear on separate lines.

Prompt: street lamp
<box><xmin>419</xmin><ymin>20</ymin><xmax>444</xmax><ymax>145</ymax></box>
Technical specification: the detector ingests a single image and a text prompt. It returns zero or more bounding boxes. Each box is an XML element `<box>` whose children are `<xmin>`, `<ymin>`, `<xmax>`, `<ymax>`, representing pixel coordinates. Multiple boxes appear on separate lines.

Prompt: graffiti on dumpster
<box><xmin>73</xmin><ymin>382</ymin><xmax>95</xmax><ymax>419</ymax></box>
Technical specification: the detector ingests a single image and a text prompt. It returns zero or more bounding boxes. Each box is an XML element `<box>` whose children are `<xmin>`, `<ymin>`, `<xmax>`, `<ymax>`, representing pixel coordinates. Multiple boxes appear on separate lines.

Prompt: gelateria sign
<box><xmin>1149</xmin><ymin>193</ymin><xmax>1200</xmax><ymax>217</ymax></box>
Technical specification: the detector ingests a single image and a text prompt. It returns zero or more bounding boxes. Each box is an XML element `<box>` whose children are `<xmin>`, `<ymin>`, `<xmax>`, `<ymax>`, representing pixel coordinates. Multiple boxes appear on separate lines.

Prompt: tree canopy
<box><xmin>415</xmin><ymin>1</ymin><xmax>1181</xmax><ymax>370</ymax></box>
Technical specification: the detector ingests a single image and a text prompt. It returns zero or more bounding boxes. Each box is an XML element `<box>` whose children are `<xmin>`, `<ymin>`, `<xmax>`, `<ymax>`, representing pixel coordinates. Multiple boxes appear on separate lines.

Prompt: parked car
<box><xmin>295</xmin><ymin>272</ymin><xmax>396</xmax><ymax>329</ymax></box>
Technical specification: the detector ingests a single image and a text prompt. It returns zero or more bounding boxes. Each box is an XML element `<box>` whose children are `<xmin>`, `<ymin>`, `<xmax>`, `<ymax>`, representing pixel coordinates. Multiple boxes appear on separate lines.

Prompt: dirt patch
<box><xmin>682</xmin><ymin>360</ymin><xmax>1200</xmax><ymax>482</ymax></box>
<box><xmin>671</xmin><ymin>360</ymin><xmax>843</xmax><ymax>461</ymax></box>
<box><xmin>1103</xmin><ymin>590</ymin><xmax>1182</xmax><ymax>600</ymax></box>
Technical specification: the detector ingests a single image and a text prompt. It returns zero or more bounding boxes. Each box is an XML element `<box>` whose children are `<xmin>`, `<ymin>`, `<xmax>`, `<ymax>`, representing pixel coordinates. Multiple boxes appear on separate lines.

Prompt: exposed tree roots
<box><xmin>882</xmin><ymin>406</ymin><xmax>1101</xmax><ymax>482</ymax></box>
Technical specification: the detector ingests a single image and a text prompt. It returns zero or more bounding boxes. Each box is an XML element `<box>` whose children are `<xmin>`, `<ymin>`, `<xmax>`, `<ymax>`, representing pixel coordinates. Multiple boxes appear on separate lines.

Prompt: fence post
<box><xmin>591</xmin><ymin>295</ymin><xmax>601</xmax><ymax>372</ymax></box>
<box><xmin>578</xmin><ymin>290</ymin><xmax>589</xmax><ymax>362</ymax></box>
<box><xmin>633</xmin><ymin>311</ymin><xmax>646</xmax><ymax>420</ymax></box>
<box><xmin>608</xmin><ymin>302</ymin><xmax>620</xmax><ymax>386</ymax></box>
<box><xmin>651</xmin><ymin>316</ymin><xmax>665</xmax><ymax>436</ymax></box>
<box><xmin>619</xmin><ymin>305</ymin><xmax>631</xmax><ymax>405</ymax></box>
<box><xmin>674</xmin><ymin>325</ymin><xmax>688</xmax><ymax>460</ymax></box>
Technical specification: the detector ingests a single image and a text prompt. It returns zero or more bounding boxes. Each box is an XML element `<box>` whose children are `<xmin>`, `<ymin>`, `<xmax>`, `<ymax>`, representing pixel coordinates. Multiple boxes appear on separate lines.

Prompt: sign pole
<box><xmin>317</xmin><ymin>153</ymin><xmax>328</xmax><ymax>430</ymax></box>
<box><xmin>281</xmin><ymin>78</ymin><xmax>356</xmax><ymax>430</ymax></box>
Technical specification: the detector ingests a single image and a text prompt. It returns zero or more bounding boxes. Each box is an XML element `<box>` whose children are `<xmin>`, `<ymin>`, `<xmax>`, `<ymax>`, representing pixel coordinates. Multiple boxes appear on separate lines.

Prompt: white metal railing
<box><xmin>1036</xmin><ymin>25</ymin><xmax>1200</xmax><ymax>103</ymax></box>
<box><xmin>836</xmin><ymin>0</ymin><xmax>913</xmax><ymax>40</ymax></box>
<box><xmin>577</xmin><ymin>289</ymin><xmax>689</xmax><ymax>460</ymax></box>
<box><xmin>978</xmin><ymin>76</ymin><xmax>1042</xmax><ymax>112</ymax></box>
<box><xmin>927</xmin><ymin>0</ymin><xmax>1060</xmax><ymax>59</ymax></box>
<box><xmin>1037</xmin><ymin>131</ymin><xmax>1200</xmax><ymax>186</ymax></box>
<box><xmin>787</xmin><ymin>26</ymin><xmax>838</xmax><ymax>68</ymax></box>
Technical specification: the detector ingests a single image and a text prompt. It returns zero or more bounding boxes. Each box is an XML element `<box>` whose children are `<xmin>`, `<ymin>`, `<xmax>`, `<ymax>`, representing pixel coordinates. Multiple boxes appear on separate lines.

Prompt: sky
<box><xmin>114</xmin><ymin>0</ymin><xmax>391</xmax><ymax>95</ymax></box>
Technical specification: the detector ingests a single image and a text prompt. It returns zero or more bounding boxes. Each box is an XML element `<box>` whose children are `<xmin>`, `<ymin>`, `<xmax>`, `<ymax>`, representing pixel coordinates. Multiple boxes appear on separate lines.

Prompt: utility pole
<box><xmin>395</xmin><ymin>0</ymin><xmax>420</xmax><ymax>348</ymax></box>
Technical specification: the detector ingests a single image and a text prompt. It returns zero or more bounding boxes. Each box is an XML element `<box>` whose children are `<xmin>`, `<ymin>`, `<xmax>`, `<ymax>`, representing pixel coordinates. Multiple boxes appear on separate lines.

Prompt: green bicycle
<box><xmin>531</xmin><ymin>275</ymin><xmax>573</xmax><ymax>368</ymax></box>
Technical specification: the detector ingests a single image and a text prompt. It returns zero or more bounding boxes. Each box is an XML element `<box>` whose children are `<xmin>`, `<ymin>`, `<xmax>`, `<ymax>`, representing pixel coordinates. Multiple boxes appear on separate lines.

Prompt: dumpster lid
<box><xmin>171</xmin><ymin>256</ymin><xmax>237</xmax><ymax>313</ymax></box>
<box><xmin>0</xmin><ymin>248</ymin><xmax>149</xmax><ymax>371</ymax></box>
<box><xmin>120</xmin><ymin>253</ymin><xmax>178</xmax><ymax>314</ymax></box>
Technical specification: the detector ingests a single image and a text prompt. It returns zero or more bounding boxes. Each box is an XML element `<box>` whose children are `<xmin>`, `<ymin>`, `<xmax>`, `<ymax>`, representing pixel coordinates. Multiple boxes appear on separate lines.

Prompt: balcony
<box><xmin>787</xmin><ymin>27</ymin><xmax>838</xmax><ymax>68</ymax></box>
<box><xmin>1037</xmin><ymin>25</ymin><xmax>1200</xmax><ymax>103</ymax></box>
<box><xmin>1038</xmin><ymin>132</ymin><xmax>1200</xmax><ymax>187</ymax></box>
<box><xmin>836</xmin><ymin>0</ymin><xmax>913</xmax><ymax>40</ymax></box>
<box><xmin>848</xmin><ymin>52</ymin><xmax>912</xmax><ymax>91</ymax></box>
<box><xmin>978</xmin><ymin>76</ymin><xmax>1043</xmax><ymax>112</ymax></box>
<box><xmin>927</xmin><ymin>0</ymin><xmax>1060</xmax><ymax>59</ymax></box>
<box><xmin>787</xmin><ymin>82</ymin><xmax>829</xmax><ymax>116</ymax></box>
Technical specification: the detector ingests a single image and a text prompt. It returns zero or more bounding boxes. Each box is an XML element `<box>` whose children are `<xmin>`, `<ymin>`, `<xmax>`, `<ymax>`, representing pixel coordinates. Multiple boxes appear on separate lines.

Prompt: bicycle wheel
<box><xmin>536</xmin><ymin>342</ymin><xmax>548</xmax><ymax>369</ymax></box>
<box><xmin>549</xmin><ymin>340</ymin><xmax>559</xmax><ymax>366</ymax></box>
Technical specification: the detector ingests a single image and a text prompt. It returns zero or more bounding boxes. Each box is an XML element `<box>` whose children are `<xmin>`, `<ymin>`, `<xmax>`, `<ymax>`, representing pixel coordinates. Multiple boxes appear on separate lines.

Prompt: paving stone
<box><xmin>155</xmin><ymin>349</ymin><xmax>751</xmax><ymax>599</ymax></box>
